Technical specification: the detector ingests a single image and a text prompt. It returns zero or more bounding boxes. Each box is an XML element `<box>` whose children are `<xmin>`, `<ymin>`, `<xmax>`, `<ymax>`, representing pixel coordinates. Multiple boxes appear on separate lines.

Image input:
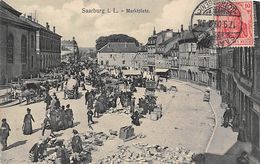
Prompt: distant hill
<box><xmin>95</xmin><ymin>34</ymin><xmax>139</xmax><ymax>50</ymax></box>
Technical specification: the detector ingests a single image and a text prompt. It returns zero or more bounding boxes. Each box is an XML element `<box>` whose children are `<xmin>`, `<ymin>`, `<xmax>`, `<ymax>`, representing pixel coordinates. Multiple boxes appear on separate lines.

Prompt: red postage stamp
<box><xmin>215</xmin><ymin>0</ymin><xmax>254</xmax><ymax>47</ymax></box>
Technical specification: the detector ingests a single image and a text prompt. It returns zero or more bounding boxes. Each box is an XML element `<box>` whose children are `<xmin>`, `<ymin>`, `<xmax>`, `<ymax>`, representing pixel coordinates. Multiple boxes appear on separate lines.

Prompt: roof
<box><xmin>0</xmin><ymin>5</ymin><xmax>31</xmax><ymax>28</ymax></box>
<box><xmin>99</xmin><ymin>42</ymin><xmax>139</xmax><ymax>53</ymax></box>
<box><xmin>158</xmin><ymin>35</ymin><xmax>180</xmax><ymax>46</ymax></box>
<box><xmin>155</xmin><ymin>69</ymin><xmax>169</xmax><ymax>73</ymax></box>
<box><xmin>62</xmin><ymin>40</ymin><xmax>77</xmax><ymax>45</ymax></box>
<box><xmin>0</xmin><ymin>1</ymin><xmax>21</xmax><ymax>16</ymax></box>
<box><xmin>138</xmin><ymin>45</ymin><xmax>147</xmax><ymax>52</ymax></box>
<box><xmin>178</xmin><ymin>30</ymin><xmax>197</xmax><ymax>43</ymax></box>
<box><xmin>20</xmin><ymin>17</ymin><xmax>62</xmax><ymax>37</ymax></box>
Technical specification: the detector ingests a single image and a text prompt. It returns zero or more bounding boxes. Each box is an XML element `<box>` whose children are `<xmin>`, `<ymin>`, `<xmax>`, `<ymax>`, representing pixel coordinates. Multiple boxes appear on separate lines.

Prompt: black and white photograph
<box><xmin>0</xmin><ymin>0</ymin><xmax>260</xmax><ymax>163</ymax></box>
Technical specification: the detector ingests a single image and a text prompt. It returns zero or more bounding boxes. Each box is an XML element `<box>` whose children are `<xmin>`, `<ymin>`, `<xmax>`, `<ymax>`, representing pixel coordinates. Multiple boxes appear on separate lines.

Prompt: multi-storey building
<box><xmin>145</xmin><ymin>28</ymin><xmax>180</xmax><ymax>77</ymax></box>
<box><xmin>97</xmin><ymin>42</ymin><xmax>139</xmax><ymax>68</ymax></box>
<box><xmin>23</xmin><ymin>18</ymin><xmax>61</xmax><ymax>70</ymax></box>
<box><xmin>178</xmin><ymin>29</ymin><xmax>198</xmax><ymax>81</ymax></box>
<box><xmin>132</xmin><ymin>46</ymin><xmax>148</xmax><ymax>70</ymax></box>
<box><xmin>0</xmin><ymin>1</ymin><xmax>38</xmax><ymax>84</ymax></box>
<box><xmin>61</xmin><ymin>37</ymin><xmax>79</xmax><ymax>63</ymax></box>
<box><xmin>219</xmin><ymin>2</ymin><xmax>260</xmax><ymax>161</ymax></box>
<box><xmin>25</xmin><ymin>17</ymin><xmax>61</xmax><ymax>70</ymax></box>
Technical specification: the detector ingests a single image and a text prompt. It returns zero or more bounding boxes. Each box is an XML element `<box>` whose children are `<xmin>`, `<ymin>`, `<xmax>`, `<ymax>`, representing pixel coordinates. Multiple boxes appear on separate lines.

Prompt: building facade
<box><xmin>132</xmin><ymin>46</ymin><xmax>148</xmax><ymax>70</ymax></box>
<box><xmin>97</xmin><ymin>42</ymin><xmax>139</xmax><ymax>68</ymax></box>
<box><xmin>0</xmin><ymin>1</ymin><xmax>38</xmax><ymax>84</ymax></box>
<box><xmin>178</xmin><ymin>30</ymin><xmax>198</xmax><ymax>81</ymax></box>
<box><xmin>219</xmin><ymin>2</ymin><xmax>260</xmax><ymax>161</ymax></box>
<box><xmin>22</xmin><ymin>16</ymin><xmax>61</xmax><ymax>71</ymax></box>
<box><xmin>61</xmin><ymin>37</ymin><xmax>79</xmax><ymax>63</ymax></box>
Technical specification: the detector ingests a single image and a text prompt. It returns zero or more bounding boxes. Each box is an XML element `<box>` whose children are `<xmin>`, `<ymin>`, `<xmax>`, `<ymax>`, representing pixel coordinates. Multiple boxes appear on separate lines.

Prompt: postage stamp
<box><xmin>191</xmin><ymin>0</ymin><xmax>254</xmax><ymax>48</ymax></box>
<box><xmin>223</xmin><ymin>0</ymin><xmax>254</xmax><ymax>47</ymax></box>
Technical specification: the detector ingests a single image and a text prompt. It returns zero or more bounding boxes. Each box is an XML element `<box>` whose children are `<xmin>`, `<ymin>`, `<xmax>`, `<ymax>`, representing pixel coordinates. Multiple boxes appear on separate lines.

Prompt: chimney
<box><xmin>181</xmin><ymin>24</ymin><xmax>184</xmax><ymax>32</ymax></box>
<box><xmin>27</xmin><ymin>15</ymin><xmax>32</xmax><ymax>20</ymax></box>
<box><xmin>53</xmin><ymin>26</ymin><xmax>56</xmax><ymax>33</ymax></box>
<box><xmin>46</xmin><ymin>22</ymin><xmax>49</xmax><ymax>30</ymax></box>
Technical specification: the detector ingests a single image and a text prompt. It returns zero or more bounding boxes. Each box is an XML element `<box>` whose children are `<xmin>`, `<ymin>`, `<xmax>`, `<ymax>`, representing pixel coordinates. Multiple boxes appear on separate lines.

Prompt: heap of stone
<box><xmin>105</xmin><ymin>107</ymin><xmax>131</xmax><ymax>115</ymax></box>
<box><xmin>97</xmin><ymin>142</ymin><xmax>195</xmax><ymax>163</ymax></box>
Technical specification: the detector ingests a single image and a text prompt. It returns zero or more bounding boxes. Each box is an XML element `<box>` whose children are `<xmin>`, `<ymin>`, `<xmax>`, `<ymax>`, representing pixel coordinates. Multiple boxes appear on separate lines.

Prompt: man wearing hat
<box><xmin>1</xmin><ymin>118</ymin><xmax>11</xmax><ymax>151</ymax></box>
<box><xmin>23</xmin><ymin>108</ymin><xmax>35</xmax><ymax>135</ymax></box>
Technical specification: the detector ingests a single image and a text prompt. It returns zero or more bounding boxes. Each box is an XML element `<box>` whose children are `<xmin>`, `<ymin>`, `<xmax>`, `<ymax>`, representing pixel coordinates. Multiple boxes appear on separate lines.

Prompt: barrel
<box><xmin>150</xmin><ymin>112</ymin><xmax>158</xmax><ymax>121</ymax></box>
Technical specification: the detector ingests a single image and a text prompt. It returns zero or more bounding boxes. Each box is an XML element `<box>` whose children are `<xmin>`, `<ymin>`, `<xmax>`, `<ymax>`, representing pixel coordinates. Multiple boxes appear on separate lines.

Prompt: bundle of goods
<box><xmin>44</xmin><ymin>132</ymin><xmax>111</xmax><ymax>163</ymax></box>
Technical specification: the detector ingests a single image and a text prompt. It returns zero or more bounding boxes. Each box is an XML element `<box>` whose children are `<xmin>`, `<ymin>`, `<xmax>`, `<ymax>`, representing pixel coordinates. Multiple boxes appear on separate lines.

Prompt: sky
<box><xmin>5</xmin><ymin>0</ymin><xmax>202</xmax><ymax>47</ymax></box>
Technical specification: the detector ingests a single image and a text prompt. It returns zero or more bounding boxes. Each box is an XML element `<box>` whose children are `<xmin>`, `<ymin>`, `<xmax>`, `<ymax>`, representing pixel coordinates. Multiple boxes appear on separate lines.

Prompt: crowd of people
<box><xmin>0</xmin><ymin>61</ymin><xmax>162</xmax><ymax>163</ymax></box>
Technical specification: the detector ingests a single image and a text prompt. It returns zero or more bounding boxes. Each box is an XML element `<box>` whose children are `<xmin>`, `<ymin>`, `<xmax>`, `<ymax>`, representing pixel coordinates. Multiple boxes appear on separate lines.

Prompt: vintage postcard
<box><xmin>0</xmin><ymin>0</ymin><xmax>260</xmax><ymax>163</ymax></box>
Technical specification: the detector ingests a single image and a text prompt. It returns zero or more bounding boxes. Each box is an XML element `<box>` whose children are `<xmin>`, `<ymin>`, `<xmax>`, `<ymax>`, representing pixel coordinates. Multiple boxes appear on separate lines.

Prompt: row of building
<box><xmin>219</xmin><ymin>2</ymin><xmax>260</xmax><ymax>160</ymax></box>
<box><xmin>97</xmin><ymin>25</ymin><xmax>219</xmax><ymax>88</ymax></box>
<box><xmin>0</xmin><ymin>1</ymin><xmax>62</xmax><ymax>84</ymax></box>
<box><xmin>96</xmin><ymin>2</ymin><xmax>260</xmax><ymax>160</ymax></box>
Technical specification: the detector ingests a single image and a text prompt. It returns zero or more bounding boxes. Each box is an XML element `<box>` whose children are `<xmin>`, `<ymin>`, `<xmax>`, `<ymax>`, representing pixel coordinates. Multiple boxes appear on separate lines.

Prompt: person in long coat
<box><xmin>87</xmin><ymin>93</ymin><xmax>94</xmax><ymax>109</ymax></box>
<box><xmin>59</xmin><ymin>106</ymin><xmax>66</xmax><ymax>130</ymax></box>
<box><xmin>85</xmin><ymin>90</ymin><xmax>90</xmax><ymax>106</ymax></box>
<box><xmin>65</xmin><ymin>104</ymin><xmax>74</xmax><ymax>128</ymax></box>
<box><xmin>94</xmin><ymin>100</ymin><xmax>100</xmax><ymax>118</ymax></box>
<box><xmin>44</xmin><ymin>94</ymin><xmax>52</xmax><ymax>109</ymax></box>
<box><xmin>87</xmin><ymin>109</ymin><xmax>94</xmax><ymax>124</ymax></box>
<box><xmin>71</xmin><ymin>130</ymin><xmax>83</xmax><ymax>153</ymax></box>
<box><xmin>131</xmin><ymin>111</ymin><xmax>140</xmax><ymax>126</ymax></box>
<box><xmin>130</xmin><ymin>97</ymin><xmax>135</xmax><ymax>114</ymax></box>
<box><xmin>0</xmin><ymin>118</ymin><xmax>11</xmax><ymax>151</ymax></box>
<box><xmin>50</xmin><ymin>109</ymin><xmax>59</xmax><ymax>131</ymax></box>
<box><xmin>23</xmin><ymin>108</ymin><xmax>35</xmax><ymax>135</ymax></box>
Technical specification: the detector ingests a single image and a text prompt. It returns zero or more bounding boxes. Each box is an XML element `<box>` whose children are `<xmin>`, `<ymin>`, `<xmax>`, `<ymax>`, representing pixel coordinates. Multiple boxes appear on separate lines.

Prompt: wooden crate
<box><xmin>119</xmin><ymin>126</ymin><xmax>134</xmax><ymax>140</ymax></box>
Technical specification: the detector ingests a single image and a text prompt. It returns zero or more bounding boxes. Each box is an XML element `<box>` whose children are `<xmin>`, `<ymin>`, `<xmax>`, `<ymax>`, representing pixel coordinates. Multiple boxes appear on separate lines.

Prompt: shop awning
<box><xmin>155</xmin><ymin>69</ymin><xmax>169</xmax><ymax>73</ymax></box>
<box><xmin>122</xmin><ymin>70</ymin><xmax>141</xmax><ymax>75</ymax></box>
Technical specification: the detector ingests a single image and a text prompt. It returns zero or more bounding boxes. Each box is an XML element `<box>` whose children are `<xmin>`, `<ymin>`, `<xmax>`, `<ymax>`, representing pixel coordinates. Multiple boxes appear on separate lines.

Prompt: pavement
<box><xmin>184</xmin><ymin>81</ymin><xmax>259</xmax><ymax>164</ymax></box>
<box><xmin>0</xmin><ymin>78</ymin><xmax>215</xmax><ymax>163</ymax></box>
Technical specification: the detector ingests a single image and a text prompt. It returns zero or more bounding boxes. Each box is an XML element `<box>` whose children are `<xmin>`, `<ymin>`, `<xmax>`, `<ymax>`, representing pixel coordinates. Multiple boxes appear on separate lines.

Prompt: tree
<box><xmin>95</xmin><ymin>34</ymin><xmax>139</xmax><ymax>50</ymax></box>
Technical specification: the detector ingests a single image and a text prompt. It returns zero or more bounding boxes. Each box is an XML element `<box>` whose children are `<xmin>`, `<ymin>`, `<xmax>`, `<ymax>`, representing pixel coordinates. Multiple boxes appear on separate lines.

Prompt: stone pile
<box><xmin>97</xmin><ymin>142</ymin><xmax>195</xmax><ymax>164</ymax></box>
<box><xmin>105</xmin><ymin>107</ymin><xmax>131</xmax><ymax>115</ymax></box>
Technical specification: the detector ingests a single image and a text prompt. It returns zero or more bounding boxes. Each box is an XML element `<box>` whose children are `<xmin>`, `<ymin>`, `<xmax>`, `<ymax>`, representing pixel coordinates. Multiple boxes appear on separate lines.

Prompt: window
<box><xmin>7</xmin><ymin>34</ymin><xmax>14</xmax><ymax>63</ymax></box>
<box><xmin>31</xmin><ymin>56</ymin><xmax>33</xmax><ymax>68</ymax></box>
<box><xmin>106</xmin><ymin>60</ymin><xmax>109</xmax><ymax>65</ymax></box>
<box><xmin>122</xmin><ymin>60</ymin><xmax>126</xmax><ymax>65</ymax></box>
<box><xmin>21</xmin><ymin>35</ymin><xmax>27</xmax><ymax>63</ymax></box>
<box><xmin>31</xmin><ymin>34</ymin><xmax>34</xmax><ymax>48</ymax></box>
<box><xmin>110</xmin><ymin>54</ymin><xmax>113</xmax><ymax>58</ymax></box>
<box><xmin>100</xmin><ymin>60</ymin><xmax>103</xmax><ymax>65</ymax></box>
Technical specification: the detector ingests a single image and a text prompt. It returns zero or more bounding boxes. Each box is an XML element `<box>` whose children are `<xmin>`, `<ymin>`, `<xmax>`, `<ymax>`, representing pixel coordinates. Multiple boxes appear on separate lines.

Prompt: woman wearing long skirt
<box><xmin>23</xmin><ymin>108</ymin><xmax>35</xmax><ymax>135</ymax></box>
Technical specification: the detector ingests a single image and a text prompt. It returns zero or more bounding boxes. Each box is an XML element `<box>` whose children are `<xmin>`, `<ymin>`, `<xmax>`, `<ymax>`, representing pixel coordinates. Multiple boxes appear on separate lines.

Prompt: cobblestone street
<box><xmin>0</xmin><ymin>79</ymin><xmax>215</xmax><ymax>163</ymax></box>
